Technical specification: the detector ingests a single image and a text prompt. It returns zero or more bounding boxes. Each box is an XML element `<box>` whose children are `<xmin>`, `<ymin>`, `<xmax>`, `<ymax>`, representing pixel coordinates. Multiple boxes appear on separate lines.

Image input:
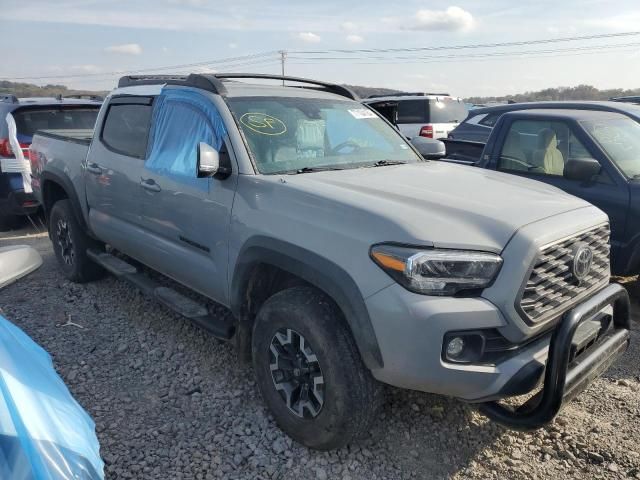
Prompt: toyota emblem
<box><xmin>571</xmin><ymin>244</ymin><xmax>593</xmax><ymax>282</ymax></box>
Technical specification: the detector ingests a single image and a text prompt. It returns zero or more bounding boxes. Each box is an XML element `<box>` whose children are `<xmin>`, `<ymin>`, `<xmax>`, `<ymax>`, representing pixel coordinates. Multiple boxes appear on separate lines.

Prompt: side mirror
<box><xmin>564</xmin><ymin>158</ymin><xmax>601</xmax><ymax>182</ymax></box>
<box><xmin>410</xmin><ymin>136</ymin><xmax>446</xmax><ymax>160</ymax></box>
<box><xmin>197</xmin><ymin>142</ymin><xmax>219</xmax><ymax>178</ymax></box>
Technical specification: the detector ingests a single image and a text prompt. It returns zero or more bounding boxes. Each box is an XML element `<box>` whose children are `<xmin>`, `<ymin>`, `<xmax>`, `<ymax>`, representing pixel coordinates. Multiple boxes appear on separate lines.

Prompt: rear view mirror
<box><xmin>197</xmin><ymin>142</ymin><xmax>219</xmax><ymax>177</ymax></box>
<box><xmin>410</xmin><ymin>137</ymin><xmax>446</xmax><ymax>160</ymax></box>
<box><xmin>564</xmin><ymin>158</ymin><xmax>601</xmax><ymax>182</ymax></box>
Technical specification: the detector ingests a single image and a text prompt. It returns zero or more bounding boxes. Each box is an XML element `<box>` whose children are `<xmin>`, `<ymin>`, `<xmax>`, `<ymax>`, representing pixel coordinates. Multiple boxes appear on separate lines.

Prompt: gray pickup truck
<box><xmin>30</xmin><ymin>74</ymin><xmax>630</xmax><ymax>450</ymax></box>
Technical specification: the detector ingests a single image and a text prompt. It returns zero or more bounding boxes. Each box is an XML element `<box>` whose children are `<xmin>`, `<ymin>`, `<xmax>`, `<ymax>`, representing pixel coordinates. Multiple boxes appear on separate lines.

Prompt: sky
<box><xmin>2</xmin><ymin>0</ymin><xmax>640</xmax><ymax>97</ymax></box>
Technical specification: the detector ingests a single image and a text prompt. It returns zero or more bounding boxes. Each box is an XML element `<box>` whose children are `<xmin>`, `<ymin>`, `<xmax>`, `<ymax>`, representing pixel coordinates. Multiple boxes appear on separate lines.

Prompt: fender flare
<box><xmin>231</xmin><ymin>236</ymin><xmax>384</xmax><ymax>370</ymax></box>
<box><xmin>40</xmin><ymin>171</ymin><xmax>89</xmax><ymax>233</ymax></box>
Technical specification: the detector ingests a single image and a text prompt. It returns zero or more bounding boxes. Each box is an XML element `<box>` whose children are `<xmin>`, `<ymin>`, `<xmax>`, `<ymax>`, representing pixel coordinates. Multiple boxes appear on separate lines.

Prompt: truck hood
<box><xmin>286</xmin><ymin>161</ymin><xmax>594</xmax><ymax>252</ymax></box>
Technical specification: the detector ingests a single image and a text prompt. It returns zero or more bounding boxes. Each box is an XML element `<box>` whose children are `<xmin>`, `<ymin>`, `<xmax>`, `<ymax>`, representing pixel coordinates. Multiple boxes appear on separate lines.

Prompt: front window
<box><xmin>498</xmin><ymin>119</ymin><xmax>599</xmax><ymax>177</ymax></box>
<box><xmin>581</xmin><ymin>117</ymin><xmax>640</xmax><ymax>179</ymax></box>
<box><xmin>226</xmin><ymin>97</ymin><xmax>421</xmax><ymax>174</ymax></box>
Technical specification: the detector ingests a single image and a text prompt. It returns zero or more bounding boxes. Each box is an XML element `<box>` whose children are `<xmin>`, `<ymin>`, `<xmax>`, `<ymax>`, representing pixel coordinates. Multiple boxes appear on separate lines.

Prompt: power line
<box><xmin>292</xmin><ymin>30</ymin><xmax>640</xmax><ymax>54</ymax></box>
<box><xmin>287</xmin><ymin>41</ymin><xmax>640</xmax><ymax>62</ymax></box>
<box><xmin>1</xmin><ymin>51</ymin><xmax>280</xmax><ymax>81</ymax></box>
<box><xmin>290</xmin><ymin>45</ymin><xmax>640</xmax><ymax>66</ymax></box>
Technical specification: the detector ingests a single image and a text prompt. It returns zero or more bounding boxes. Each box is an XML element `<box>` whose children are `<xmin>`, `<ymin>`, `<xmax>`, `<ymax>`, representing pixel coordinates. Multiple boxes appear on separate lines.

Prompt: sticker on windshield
<box><xmin>239</xmin><ymin>113</ymin><xmax>287</xmax><ymax>136</ymax></box>
<box><xmin>348</xmin><ymin>108</ymin><xmax>377</xmax><ymax>119</ymax></box>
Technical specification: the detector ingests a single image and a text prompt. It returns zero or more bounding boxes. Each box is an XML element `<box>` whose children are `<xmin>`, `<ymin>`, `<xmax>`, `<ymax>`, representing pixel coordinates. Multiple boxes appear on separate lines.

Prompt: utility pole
<box><xmin>279</xmin><ymin>50</ymin><xmax>287</xmax><ymax>85</ymax></box>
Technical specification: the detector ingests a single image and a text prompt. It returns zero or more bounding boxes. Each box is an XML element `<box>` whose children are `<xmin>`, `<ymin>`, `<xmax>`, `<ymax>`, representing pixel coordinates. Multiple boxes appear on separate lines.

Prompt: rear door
<box><xmin>84</xmin><ymin>96</ymin><xmax>154</xmax><ymax>258</ymax></box>
<box><xmin>493</xmin><ymin>117</ymin><xmax>629</xmax><ymax>242</ymax></box>
<box><xmin>427</xmin><ymin>98</ymin><xmax>467</xmax><ymax>139</ymax></box>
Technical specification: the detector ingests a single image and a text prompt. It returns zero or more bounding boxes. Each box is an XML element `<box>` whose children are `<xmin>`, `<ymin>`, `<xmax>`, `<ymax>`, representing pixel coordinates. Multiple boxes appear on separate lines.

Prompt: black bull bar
<box><xmin>480</xmin><ymin>283</ymin><xmax>631</xmax><ymax>430</ymax></box>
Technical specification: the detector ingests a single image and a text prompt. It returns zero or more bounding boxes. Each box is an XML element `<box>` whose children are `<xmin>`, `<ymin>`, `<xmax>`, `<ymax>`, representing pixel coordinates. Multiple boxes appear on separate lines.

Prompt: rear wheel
<box><xmin>49</xmin><ymin>199</ymin><xmax>105</xmax><ymax>282</ymax></box>
<box><xmin>252</xmin><ymin>286</ymin><xmax>382</xmax><ymax>450</ymax></box>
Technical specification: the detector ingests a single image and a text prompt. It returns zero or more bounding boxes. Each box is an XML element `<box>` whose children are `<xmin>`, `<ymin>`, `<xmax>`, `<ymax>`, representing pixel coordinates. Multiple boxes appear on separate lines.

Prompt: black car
<box><xmin>0</xmin><ymin>95</ymin><xmax>102</xmax><ymax>229</ymax></box>
<box><xmin>449</xmin><ymin>101</ymin><xmax>640</xmax><ymax>143</ymax></box>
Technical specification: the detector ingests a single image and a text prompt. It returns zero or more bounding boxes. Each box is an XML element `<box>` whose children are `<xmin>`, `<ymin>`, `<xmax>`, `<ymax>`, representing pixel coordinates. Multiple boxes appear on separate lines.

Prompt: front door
<box><xmin>494</xmin><ymin>117</ymin><xmax>629</xmax><ymax>244</ymax></box>
<box><xmin>135</xmin><ymin>91</ymin><xmax>236</xmax><ymax>305</ymax></box>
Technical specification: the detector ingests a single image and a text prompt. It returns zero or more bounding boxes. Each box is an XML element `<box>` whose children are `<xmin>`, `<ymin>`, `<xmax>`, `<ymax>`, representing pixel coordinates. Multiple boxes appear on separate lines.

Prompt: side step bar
<box><xmin>87</xmin><ymin>250</ymin><xmax>235</xmax><ymax>340</ymax></box>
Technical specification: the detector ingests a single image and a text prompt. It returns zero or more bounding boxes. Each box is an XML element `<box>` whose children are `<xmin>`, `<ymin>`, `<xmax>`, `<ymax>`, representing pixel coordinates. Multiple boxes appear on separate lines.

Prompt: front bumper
<box><xmin>366</xmin><ymin>282</ymin><xmax>630</xmax><ymax>416</ymax></box>
<box><xmin>480</xmin><ymin>282</ymin><xmax>630</xmax><ymax>430</ymax></box>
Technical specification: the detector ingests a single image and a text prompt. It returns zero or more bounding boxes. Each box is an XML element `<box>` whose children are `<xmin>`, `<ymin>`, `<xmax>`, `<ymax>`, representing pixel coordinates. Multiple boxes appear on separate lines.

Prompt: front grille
<box><xmin>518</xmin><ymin>223</ymin><xmax>610</xmax><ymax>324</ymax></box>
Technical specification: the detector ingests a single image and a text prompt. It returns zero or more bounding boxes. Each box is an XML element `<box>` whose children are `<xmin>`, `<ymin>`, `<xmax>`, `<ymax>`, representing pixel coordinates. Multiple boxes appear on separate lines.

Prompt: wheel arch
<box><xmin>41</xmin><ymin>171</ymin><xmax>88</xmax><ymax>232</ymax></box>
<box><xmin>230</xmin><ymin>236</ymin><xmax>384</xmax><ymax>371</ymax></box>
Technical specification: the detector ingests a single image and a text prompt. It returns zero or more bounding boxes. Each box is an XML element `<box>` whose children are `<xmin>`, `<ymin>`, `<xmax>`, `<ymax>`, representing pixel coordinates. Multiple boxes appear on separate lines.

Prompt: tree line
<box><xmin>466</xmin><ymin>84</ymin><xmax>640</xmax><ymax>104</ymax></box>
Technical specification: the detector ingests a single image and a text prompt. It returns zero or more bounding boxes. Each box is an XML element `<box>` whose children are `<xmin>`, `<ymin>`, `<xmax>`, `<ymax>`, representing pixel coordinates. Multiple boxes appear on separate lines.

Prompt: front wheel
<box><xmin>252</xmin><ymin>286</ymin><xmax>382</xmax><ymax>450</ymax></box>
<box><xmin>49</xmin><ymin>199</ymin><xmax>105</xmax><ymax>282</ymax></box>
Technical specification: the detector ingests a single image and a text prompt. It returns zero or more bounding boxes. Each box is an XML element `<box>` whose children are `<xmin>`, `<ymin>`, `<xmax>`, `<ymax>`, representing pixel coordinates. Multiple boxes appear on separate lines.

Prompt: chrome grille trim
<box><xmin>517</xmin><ymin>223</ymin><xmax>610</xmax><ymax>324</ymax></box>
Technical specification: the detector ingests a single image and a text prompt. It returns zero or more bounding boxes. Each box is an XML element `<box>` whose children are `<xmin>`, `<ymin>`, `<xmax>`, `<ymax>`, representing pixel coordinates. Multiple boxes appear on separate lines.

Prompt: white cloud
<box><xmin>346</xmin><ymin>34</ymin><xmax>364</xmax><ymax>44</ymax></box>
<box><xmin>228</xmin><ymin>42</ymin><xmax>238</xmax><ymax>49</ymax></box>
<box><xmin>105</xmin><ymin>43</ymin><xmax>142</xmax><ymax>55</ymax></box>
<box><xmin>341</xmin><ymin>21</ymin><xmax>358</xmax><ymax>32</ymax></box>
<box><xmin>297</xmin><ymin>32</ymin><xmax>321</xmax><ymax>43</ymax></box>
<box><xmin>411</xmin><ymin>6</ymin><xmax>474</xmax><ymax>31</ymax></box>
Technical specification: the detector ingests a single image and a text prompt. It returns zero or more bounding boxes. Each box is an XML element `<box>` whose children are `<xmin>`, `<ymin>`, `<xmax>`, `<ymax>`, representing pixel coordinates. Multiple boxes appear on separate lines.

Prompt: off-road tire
<box><xmin>252</xmin><ymin>286</ymin><xmax>383</xmax><ymax>450</ymax></box>
<box><xmin>49</xmin><ymin>199</ymin><xmax>105</xmax><ymax>282</ymax></box>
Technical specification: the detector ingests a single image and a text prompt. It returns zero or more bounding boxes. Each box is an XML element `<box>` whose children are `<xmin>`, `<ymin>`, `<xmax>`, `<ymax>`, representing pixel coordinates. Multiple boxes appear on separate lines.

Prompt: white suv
<box><xmin>364</xmin><ymin>93</ymin><xmax>467</xmax><ymax>140</ymax></box>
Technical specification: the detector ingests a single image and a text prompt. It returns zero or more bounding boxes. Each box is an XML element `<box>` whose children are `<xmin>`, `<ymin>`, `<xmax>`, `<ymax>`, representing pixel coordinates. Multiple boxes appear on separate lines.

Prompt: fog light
<box><xmin>446</xmin><ymin>337</ymin><xmax>465</xmax><ymax>358</ymax></box>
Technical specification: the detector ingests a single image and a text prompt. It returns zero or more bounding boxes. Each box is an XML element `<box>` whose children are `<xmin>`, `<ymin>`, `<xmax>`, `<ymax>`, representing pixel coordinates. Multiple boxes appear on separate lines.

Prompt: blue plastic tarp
<box><xmin>145</xmin><ymin>87</ymin><xmax>227</xmax><ymax>190</ymax></box>
<box><xmin>0</xmin><ymin>315</ymin><xmax>103</xmax><ymax>480</ymax></box>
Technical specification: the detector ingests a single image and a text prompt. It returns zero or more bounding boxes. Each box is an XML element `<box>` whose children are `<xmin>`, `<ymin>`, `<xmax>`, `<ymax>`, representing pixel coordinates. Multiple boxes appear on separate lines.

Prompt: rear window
<box><xmin>428</xmin><ymin>99</ymin><xmax>467</xmax><ymax>124</ymax></box>
<box><xmin>13</xmin><ymin>107</ymin><xmax>99</xmax><ymax>137</ymax></box>
<box><xmin>397</xmin><ymin>100</ymin><xmax>426</xmax><ymax>123</ymax></box>
<box><xmin>396</xmin><ymin>98</ymin><xmax>467</xmax><ymax>124</ymax></box>
<box><xmin>101</xmin><ymin>102</ymin><xmax>153</xmax><ymax>158</ymax></box>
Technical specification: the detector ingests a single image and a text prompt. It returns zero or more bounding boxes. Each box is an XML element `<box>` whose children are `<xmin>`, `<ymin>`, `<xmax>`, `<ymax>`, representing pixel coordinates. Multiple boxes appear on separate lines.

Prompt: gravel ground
<box><xmin>1</xmin><ymin>219</ymin><xmax>640</xmax><ymax>480</ymax></box>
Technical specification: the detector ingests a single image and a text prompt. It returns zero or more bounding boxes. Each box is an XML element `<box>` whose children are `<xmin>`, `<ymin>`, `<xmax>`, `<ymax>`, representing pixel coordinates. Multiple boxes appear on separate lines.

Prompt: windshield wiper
<box><xmin>292</xmin><ymin>166</ymin><xmax>346</xmax><ymax>174</ymax></box>
<box><xmin>364</xmin><ymin>160</ymin><xmax>408</xmax><ymax>167</ymax></box>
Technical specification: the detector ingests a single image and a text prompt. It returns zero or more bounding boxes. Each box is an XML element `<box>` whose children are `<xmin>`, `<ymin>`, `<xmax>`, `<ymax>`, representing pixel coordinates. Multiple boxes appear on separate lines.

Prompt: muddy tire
<box><xmin>252</xmin><ymin>286</ymin><xmax>382</xmax><ymax>450</ymax></box>
<box><xmin>49</xmin><ymin>199</ymin><xmax>105</xmax><ymax>282</ymax></box>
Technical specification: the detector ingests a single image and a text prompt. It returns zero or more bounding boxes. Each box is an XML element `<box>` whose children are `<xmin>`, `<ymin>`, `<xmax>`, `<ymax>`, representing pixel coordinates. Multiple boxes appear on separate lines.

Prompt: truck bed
<box><xmin>30</xmin><ymin>130</ymin><xmax>92</xmax><ymax>204</ymax></box>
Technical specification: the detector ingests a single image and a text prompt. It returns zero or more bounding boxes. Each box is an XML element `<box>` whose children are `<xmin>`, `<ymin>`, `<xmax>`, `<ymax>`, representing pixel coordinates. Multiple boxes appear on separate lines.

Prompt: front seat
<box><xmin>500</xmin><ymin>131</ymin><xmax>528</xmax><ymax>171</ymax></box>
<box><xmin>533</xmin><ymin>129</ymin><xmax>564</xmax><ymax>175</ymax></box>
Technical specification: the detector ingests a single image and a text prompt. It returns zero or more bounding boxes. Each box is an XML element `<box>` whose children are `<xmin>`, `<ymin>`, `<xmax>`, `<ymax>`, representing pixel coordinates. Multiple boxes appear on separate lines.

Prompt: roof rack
<box><xmin>117</xmin><ymin>73</ymin><xmax>359</xmax><ymax>100</ymax></box>
<box><xmin>0</xmin><ymin>94</ymin><xmax>19</xmax><ymax>104</ymax></box>
<box><xmin>366</xmin><ymin>92</ymin><xmax>451</xmax><ymax>99</ymax></box>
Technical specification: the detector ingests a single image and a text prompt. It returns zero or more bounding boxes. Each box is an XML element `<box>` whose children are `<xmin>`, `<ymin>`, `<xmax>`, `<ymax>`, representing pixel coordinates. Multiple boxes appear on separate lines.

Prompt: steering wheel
<box><xmin>500</xmin><ymin>155</ymin><xmax>537</xmax><ymax>171</ymax></box>
<box><xmin>330</xmin><ymin>140</ymin><xmax>362</xmax><ymax>155</ymax></box>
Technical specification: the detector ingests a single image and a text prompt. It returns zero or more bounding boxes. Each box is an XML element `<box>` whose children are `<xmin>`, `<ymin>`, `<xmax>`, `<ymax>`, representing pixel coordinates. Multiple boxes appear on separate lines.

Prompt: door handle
<box><xmin>86</xmin><ymin>163</ymin><xmax>102</xmax><ymax>175</ymax></box>
<box><xmin>140</xmin><ymin>178</ymin><xmax>161</xmax><ymax>192</ymax></box>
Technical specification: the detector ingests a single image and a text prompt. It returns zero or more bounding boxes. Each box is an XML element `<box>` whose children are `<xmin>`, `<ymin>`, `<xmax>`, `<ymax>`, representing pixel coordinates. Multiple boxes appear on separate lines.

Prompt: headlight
<box><xmin>370</xmin><ymin>244</ymin><xmax>503</xmax><ymax>295</ymax></box>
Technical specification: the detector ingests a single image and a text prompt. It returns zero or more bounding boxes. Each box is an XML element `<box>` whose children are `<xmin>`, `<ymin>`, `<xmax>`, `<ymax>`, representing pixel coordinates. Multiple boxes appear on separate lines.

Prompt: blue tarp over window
<box><xmin>0</xmin><ymin>315</ymin><xmax>103</xmax><ymax>479</ymax></box>
<box><xmin>145</xmin><ymin>87</ymin><xmax>227</xmax><ymax>190</ymax></box>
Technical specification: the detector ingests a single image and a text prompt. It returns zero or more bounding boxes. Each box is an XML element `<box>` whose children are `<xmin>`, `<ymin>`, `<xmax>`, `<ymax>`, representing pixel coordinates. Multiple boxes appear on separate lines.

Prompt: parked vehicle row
<box><xmin>0</xmin><ymin>95</ymin><xmax>101</xmax><ymax>230</ymax></box>
<box><xmin>363</xmin><ymin>92</ymin><xmax>467</xmax><ymax>140</ymax></box>
<box><xmin>29</xmin><ymin>73</ymin><xmax>630</xmax><ymax>450</ymax></box>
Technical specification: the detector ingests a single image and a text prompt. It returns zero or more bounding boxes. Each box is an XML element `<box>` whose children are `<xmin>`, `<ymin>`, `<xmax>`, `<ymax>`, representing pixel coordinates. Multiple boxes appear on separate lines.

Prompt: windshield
<box><xmin>227</xmin><ymin>96</ymin><xmax>421</xmax><ymax>174</ymax></box>
<box><xmin>581</xmin><ymin>117</ymin><xmax>640</xmax><ymax>179</ymax></box>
